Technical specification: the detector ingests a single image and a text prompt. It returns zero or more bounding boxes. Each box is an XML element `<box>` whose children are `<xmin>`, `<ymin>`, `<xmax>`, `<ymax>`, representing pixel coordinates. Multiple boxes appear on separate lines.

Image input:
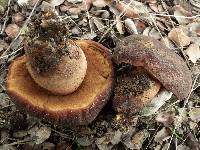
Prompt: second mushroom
<box><xmin>112</xmin><ymin>34</ymin><xmax>192</xmax><ymax>115</ymax></box>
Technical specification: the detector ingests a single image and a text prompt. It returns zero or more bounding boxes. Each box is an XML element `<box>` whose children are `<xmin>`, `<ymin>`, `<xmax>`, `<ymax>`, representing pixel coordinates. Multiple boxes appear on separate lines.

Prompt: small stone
<box><xmin>12</xmin><ymin>13</ymin><xmax>24</xmax><ymax>24</ymax></box>
<box><xmin>5</xmin><ymin>24</ymin><xmax>20</xmax><ymax>38</ymax></box>
<box><xmin>168</xmin><ymin>28</ymin><xmax>191</xmax><ymax>47</ymax></box>
<box><xmin>68</xmin><ymin>7</ymin><xmax>81</xmax><ymax>15</ymax></box>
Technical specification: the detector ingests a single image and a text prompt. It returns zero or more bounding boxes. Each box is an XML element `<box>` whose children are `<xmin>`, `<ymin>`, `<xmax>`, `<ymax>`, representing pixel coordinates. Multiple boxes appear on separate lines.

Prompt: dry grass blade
<box><xmin>0</xmin><ymin>0</ymin><xmax>40</xmax><ymax>60</ymax></box>
<box><xmin>0</xmin><ymin>0</ymin><xmax>11</xmax><ymax>35</ymax></box>
<box><xmin>167</xmin><ymin>73</ymin><xmax>200</xmax><ymax>150</ymax></box>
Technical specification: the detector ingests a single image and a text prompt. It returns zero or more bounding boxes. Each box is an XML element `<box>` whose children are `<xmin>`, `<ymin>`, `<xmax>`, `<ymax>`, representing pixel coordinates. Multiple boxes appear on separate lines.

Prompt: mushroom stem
<box><xmin>24</xmin><ymin>11</ymin><xmax>87</xmax><ymax>95</ymax></box>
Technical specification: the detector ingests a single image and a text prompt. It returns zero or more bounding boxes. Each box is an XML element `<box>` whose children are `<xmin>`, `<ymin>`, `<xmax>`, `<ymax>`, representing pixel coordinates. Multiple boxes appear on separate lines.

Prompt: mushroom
<box><xmin>6</xmin><ymin>12</ymin><xmax>114</xmax><ymax>125</ymax></box>
<box><xmin>112</xmin><ymin>34</ymin><xmax>192</xmax><ymax>115</ymax></box>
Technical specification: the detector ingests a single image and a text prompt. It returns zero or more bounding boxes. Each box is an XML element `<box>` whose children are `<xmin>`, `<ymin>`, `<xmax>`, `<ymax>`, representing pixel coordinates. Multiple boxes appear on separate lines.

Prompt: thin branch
<box><xmin>0</xmin><ymin>0</ymin><xmax>12</xmax><ymax>34</ymax></box>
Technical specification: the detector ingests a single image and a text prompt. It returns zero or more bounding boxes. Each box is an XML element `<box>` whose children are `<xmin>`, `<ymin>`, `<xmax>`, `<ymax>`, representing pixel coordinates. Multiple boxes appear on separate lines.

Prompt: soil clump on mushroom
<box><xmin>115</xmin><ymin>65</ymin><xmax>151</xmax><ymax>97</ymax></box>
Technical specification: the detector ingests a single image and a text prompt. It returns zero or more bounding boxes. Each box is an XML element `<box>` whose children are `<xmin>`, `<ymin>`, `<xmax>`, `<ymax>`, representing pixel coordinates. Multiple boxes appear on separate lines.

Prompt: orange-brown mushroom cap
<box><xmin>7</xmin><ymin>40</ymin><xmax>114</xmax><ymax>126</ymax></box>
<box><xmin>113</xmin><ymin>34</ymin><xmax>192</xmax><ymax>100</ymax></box>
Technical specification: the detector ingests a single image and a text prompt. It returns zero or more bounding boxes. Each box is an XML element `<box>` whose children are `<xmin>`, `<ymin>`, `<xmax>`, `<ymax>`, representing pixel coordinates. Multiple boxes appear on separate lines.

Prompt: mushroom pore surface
<box><xmin>7</xmin><ymin>40</ymin><xmax>114</xmax><ymax>125</ymax></box>
<box><xmin>113</xmin><ymin>66</ymin><xmax>161</xmax><ymax>114</ymax></box>
<box><xmin>25</xmin><ymin>40</ymin><xmax>87</xmax><ymax>95</ymax></box>
<box><xmin>113</xmin><ymin>34</ymin><xmax>192</xmax><ymax>100</ymax></box>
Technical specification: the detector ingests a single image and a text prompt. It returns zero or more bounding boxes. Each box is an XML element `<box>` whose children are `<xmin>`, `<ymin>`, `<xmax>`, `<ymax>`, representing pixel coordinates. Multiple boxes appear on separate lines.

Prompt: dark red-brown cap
<box><xmin>7</xmin><ymin>40</ymin><xmax>114</xmax><ymax>126</ymax></box>
<box><xmin>113</xmin><ymin>34</ymin><xmax>192</xmax><ymax>100</ymax></box>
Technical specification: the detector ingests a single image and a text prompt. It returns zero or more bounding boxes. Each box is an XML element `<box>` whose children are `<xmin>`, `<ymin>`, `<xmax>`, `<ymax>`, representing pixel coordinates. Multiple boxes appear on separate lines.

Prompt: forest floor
<box><xmin>0</xmin><ymin>0</ymin><xmax>200</xmax><ymax>150</ymax></box>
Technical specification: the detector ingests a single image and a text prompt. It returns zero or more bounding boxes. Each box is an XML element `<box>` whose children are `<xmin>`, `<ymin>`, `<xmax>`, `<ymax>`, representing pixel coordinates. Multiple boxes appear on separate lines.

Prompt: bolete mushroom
<box><xmin>113</xmin><ymin>34</ymin><xmax>192</xmax><ymax>115</ymax></box>
<box><xmin>7</xmin><ymin>12</ymin><xmax>114</xmax><ymax>125</ymax></box>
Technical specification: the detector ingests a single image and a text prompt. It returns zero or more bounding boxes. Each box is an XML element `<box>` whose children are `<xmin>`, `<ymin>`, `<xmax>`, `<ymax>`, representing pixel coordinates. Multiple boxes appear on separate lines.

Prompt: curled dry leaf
<box><xmin>68</xmin><ymin>7</ymin><xmax>81</xmax><ymax>15</ymax></box>
<box><xmin>189</xmin><ymin>108</ymin><xmax>200</xmax><ymax>122</ymax></box>
<box><xmin>111</xmin><ymin>1</ymin><xmax>139</xmax><ymax>18</ymax></box>
<box><xmin>12</xmin><ymin>13</ymin><xmax>24</xmax><ymax>25</ymax></box>
<box><xmin>31</xmin><ymin>126</ymin><xmax>51</xmax><ymax>145</ymax></box>
<box><xmin>5</xmin><ymin>24</ymin><xmax>20</xmax><ymax>39</ymax></box>
<box><xmin>177</xmin><ymin>145</ymin><xmax>190</xmax><ymax>150</ymax></box>
<box><xmin>131</xmin><ymin>130</ymin><xmax>149</xmax><ymax>150</ymax></box>
<box><xmin>68</xmin><ymin>0</ymin><xmax>83</xmax><ymax>3</ymax></box>
<box><xmin>168</xmin><ymin>28</ymin><xmax>191</xmax><ymax>47</ymax></box>
<box><xmin>185</xmin><ymin>43</ymin><xmax>200</xmax><ymax>63</ymax></box>
<box><xmin>124</xmin><ymin>18</ymin><xmax>138</xmax><ymax>34</ymax></box>
<box><xmin>116</xmin><ymin>16</ymin><xmax>124</xmax><ymax>34</ymax></box>
<box><xmin>92</xmin><ymin>0</ymin><xmax>107</xmax><ymax>8</ymax></box>
<box><xmin>154</xmin><ymin>127</ymin><xmax>170</xmax><ymax>143</ymax></box>
<box><xmin>110</xmin><ymin>130</ymin><xmax>122</xmax><ymax>145</ymax></box>
<box><xmin>111</xmin><ymin>0</ymin><xmax>147</xmax><ymax>18</ymax></box>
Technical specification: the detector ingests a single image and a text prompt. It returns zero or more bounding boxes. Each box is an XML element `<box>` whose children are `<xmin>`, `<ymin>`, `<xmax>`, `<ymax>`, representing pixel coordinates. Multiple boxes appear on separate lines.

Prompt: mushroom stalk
<box><xmin>113</xmin><ymin>34</ymin><xmax>192</xmax><ymax>115</ymax></box>
<box><xmin>24</xmin><ymin>12</ymin><xmax>87</xmax><ymax>95</ymax></box>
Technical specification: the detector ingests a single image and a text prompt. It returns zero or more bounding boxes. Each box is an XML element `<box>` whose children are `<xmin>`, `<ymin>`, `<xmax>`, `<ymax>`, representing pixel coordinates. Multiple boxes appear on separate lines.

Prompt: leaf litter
<box><xmin>0</xmin><ymin>0</ymin><xmax>200</xmax><ymax>149</ymax></box>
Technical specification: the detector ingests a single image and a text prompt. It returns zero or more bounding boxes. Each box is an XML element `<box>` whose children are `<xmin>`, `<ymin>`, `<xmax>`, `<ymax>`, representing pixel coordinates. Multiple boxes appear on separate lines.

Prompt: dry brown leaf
<box><xmin>114</xmin><ymin>1</ymin><xmax>139</xmax><ymax>18</ymax></box>
<box><xmin>124</xmin><ymin>18</ymin><xmax>138</xmax><ymax>34</ymax></box>
<box><xmin>174</xmin><ymin>6</ymin><xmax>193</xmax><ymax>25</ymax></box>
<box><xmin>5</xmin><ymin>24</ymin><xmax>20</xmax><ymax>39</ymax></box>
<box><xmin>189</xmin><ymin>108</ymin><xmax>200</xmax><ymax>122</ymax></box>
<box><xmin>154</xmin><ymin>127</ymin><xmax>170</xmax><ymax>143</ymax></box>
<box><xmin>185</xmin><ymin>43</ymin><xmax>200</xmax><ymax>63</ymax></box>
<box><xmin>168</xmin><ymin>28</ymin><xmax>191</xmax><ymax>47</ymax></box>
<box><xmin>92</xmin><ymin>0</ymin><xmax>107</xmax><ymax>8</ymax></box>
<box><xmin>131</xmin><ymin>130</ymin><xmax>149</xmax><ymax>149</ymax></box>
